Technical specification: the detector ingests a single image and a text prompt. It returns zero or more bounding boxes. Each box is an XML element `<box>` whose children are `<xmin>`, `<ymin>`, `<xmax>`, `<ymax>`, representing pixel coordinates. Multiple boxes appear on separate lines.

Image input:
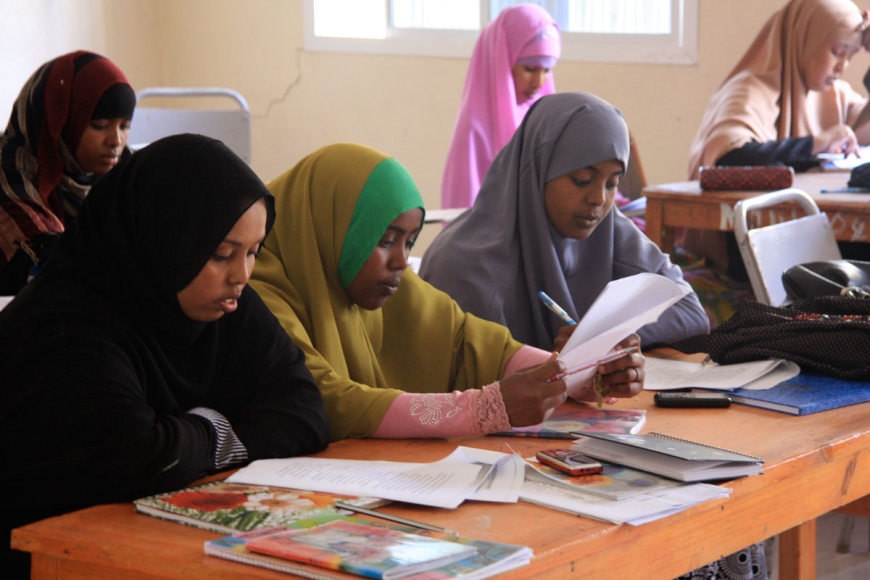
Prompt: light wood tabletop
<box><xmin>13</xmin><ymin>374</ymin><xmax>870</xmax><ymax>580</ymax></box>
<box><xmin>643</xmin><ymin>171</ymin><xmax>870</xmax><ymax>255</ymax></box>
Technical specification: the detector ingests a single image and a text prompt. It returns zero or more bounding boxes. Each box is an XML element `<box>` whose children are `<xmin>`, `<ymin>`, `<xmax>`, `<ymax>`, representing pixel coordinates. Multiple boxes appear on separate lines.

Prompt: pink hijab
<box><xmin>687</xmin><ymin>0</ymin><xmax>867</xmax><ymax>179</ymax></box>
<box><xmin>441</xmin><ymin>4</ymin><xmax>560</xmax><ymax>209</ymax></box>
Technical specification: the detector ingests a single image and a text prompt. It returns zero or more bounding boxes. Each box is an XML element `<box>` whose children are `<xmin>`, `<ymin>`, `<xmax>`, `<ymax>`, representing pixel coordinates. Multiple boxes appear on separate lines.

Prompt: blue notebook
<box><xmin>702</xmin><ymin>374</ymin><xmax>870</xmax><ymax>416</ymax></box>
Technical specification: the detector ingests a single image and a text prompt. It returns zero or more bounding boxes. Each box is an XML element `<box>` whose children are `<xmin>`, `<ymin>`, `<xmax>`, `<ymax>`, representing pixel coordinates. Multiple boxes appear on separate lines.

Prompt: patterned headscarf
<box><xmin>0</xmin><ymin>51</ymin><xmax>134</xmax><ymax>269</ymax></box>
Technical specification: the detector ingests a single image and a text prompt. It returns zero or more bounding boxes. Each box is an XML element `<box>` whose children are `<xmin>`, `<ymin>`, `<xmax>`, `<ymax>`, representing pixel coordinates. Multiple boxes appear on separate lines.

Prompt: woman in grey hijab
<box><xmin>421</xmin><ymin>92</ymin><xmax>767</xmax><ymax>580</ymax></box>
<box><xmin>420</xmin><ymin>91</ymin><xmax>709</xmax><ymax>351</ymax></box>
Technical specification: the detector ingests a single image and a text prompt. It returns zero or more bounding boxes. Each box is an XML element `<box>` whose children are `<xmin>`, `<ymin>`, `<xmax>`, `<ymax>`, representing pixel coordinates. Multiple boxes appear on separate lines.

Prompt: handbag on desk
<box><xmin>781</xmin><ymin>260</ymin><xmax>870</xmax><ymax>301</ymax></box>
<box><xmin>669</xmin><ymin>296</ymin><xmax>870</xmax><ymax>380</ymax></box>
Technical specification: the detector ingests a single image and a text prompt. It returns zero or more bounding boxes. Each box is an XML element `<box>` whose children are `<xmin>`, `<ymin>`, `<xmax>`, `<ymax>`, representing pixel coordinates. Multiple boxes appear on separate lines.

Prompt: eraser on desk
<box><xmin>699</xmin><ymin>166</ymin><xmax>794</xmax><ymax>191</ymax></box>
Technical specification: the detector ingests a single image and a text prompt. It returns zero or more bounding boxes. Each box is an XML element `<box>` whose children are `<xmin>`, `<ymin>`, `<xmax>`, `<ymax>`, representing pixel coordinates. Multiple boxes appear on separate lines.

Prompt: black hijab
<box><xmin>38</xmin><ymin>133</ymin><xmax>275</xmax><ymax>342</ymax></box>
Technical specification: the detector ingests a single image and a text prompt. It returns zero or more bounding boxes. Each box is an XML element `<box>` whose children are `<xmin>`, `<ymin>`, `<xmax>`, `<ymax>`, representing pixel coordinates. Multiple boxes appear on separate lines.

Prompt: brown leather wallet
<box><xmin>698</xmin><ymin>165</ymin><xmax>794</xmax><ymax>191</ymax></box>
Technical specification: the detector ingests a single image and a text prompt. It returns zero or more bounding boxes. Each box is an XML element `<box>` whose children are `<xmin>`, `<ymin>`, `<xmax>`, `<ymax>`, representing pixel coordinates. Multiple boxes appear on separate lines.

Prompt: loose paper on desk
<box><xmin>227</xmin><ymin>447</ymin><xmax>505</xmax><ymax>509</ymax></box>
<box><xmin>519</xmin><ymin>466</ymin><xmax>730</xmax><ymax>526</ymax></box>
<box><xmin>643</xmin><ymin>357</ymin><xmax>799</xmax><ymax>391</ymax></box>
<box><xmin>558</xmin><ymin>273</ymin><xmax>689</xmax><ymax>397</ymax></box>
<box><xmin>455</xmin><ymin>447</ymin><xmax>525</xmax><ymax>503</ymax></box>
<box><xmin>819</xmin><ymin>146</ymin><xmax>870</xmax><ymax>170</ymax></box>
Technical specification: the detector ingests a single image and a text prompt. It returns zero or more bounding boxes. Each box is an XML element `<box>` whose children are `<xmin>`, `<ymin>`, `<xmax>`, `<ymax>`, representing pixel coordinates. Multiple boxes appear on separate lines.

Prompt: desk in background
<box><xmin>643</xmin><ymin>172</ymin><xmax>870</xmax><ymax>254</ymax></box>
<box><xmin>13</xmin><ymin>386</ymin><xmax>870</xmax><ymax>580</ymax></box>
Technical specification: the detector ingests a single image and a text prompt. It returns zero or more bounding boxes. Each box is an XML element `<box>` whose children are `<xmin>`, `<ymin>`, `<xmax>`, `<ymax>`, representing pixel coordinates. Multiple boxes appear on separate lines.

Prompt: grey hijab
<box><xmin>420</xmin><ymin>92</ymin><xmax>708</xmax><ymax>349</ymax></box>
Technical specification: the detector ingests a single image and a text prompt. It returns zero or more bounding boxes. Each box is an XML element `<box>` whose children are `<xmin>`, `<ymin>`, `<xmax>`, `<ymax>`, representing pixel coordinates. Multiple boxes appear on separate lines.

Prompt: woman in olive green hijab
<box><xmin>250</xmin><ymin>143</ymin><xmax>643</xmax><ymax>441</ymax></box>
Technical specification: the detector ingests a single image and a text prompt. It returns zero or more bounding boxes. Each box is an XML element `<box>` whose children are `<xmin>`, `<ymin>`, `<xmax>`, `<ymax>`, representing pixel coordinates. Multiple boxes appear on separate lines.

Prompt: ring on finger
<box><xmin>631</xmin><ymin>367</ymin><xmax>639</xmax><ymax>381</ymax></box>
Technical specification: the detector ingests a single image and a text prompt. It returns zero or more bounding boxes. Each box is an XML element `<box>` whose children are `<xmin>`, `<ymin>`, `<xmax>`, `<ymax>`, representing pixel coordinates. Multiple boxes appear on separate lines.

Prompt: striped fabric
<box><xmin>187</xmin><ymin>407</ymin><xmax>248</xmax><ymax>469</ymax></box>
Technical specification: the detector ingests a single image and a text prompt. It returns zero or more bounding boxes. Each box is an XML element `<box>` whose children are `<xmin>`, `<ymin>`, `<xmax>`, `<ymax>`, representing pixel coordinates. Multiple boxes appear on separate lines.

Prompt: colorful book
<box><xmin>490</xmin><ymin>407</ymin><xmax>646</xmax><ymax>439</ymax></box>
<box><xmin>134</xmin><ymin>480</ymin><xmax>389</xmax><ymax>534</ymax></box>
<box><xmin>242</xmin><ymin>519</ymin><xmax>476</xmax><ymax>579</ymax></box>
<box><xmin>523</xmin><ymin>458</ymin><xmax>682</xmax><ymax>500</ymax></box>
<box><xmin>570</xmin><ymin>431</ymin><xmax>763</xmax><ymax>482</ymax></box>
<box><xmin>697</xmin><ymin>373</ymin><xmax>870</xmax><ymax>416</ymax></box>
<box><xmin>204</xmin><ymin>514</ymin><xmax>532</xmax><ymax>580</ymax></box>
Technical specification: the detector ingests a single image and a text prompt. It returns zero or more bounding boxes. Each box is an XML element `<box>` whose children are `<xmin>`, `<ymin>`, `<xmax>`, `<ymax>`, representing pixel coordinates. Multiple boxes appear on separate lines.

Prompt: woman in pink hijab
<box><xmin>440</xmin><ymin>4</ymin><xmax>561</xmax><ymax>209</ymax></box>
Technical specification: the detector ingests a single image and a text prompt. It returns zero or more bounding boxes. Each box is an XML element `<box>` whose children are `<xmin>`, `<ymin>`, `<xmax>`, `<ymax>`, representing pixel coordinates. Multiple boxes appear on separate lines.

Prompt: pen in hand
<box><xmin>545</xmin><ymin>346</ymin><xmax>639</xmax><ymax>382</ymax></box>
<box><xmin>537</xmin><ymin>291</ymin><xmax>576</xmax><ymax>325</ymax></box>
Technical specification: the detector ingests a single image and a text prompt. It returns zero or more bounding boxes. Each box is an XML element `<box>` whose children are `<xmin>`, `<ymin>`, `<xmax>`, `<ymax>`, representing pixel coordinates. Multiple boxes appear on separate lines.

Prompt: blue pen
<box><xmin>820</xmin><ymin>187</ymin><xmax>870</xmax><ymax>193</ymax></box>
<box><xmin>537</xmin><ymin>291</ymin><xmax>576</xmax><ymax>325</ymax></box>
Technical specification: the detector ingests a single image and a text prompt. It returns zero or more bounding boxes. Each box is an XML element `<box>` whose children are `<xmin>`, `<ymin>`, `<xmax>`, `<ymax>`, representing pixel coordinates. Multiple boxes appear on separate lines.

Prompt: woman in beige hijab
<box><xmin>685</xmin><ymin>0</ymin><xmax>870</xmax><ymax>271</ymax></box>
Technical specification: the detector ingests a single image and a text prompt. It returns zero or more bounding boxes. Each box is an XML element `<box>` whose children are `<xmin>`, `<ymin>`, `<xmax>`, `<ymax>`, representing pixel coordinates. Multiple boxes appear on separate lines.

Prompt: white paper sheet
<box><xmin>557</xmin><ymin>273</ymin><xmax>689</xmax><ymax>396</ymax></box>
<box><xmin>643</xmin><ymin>357</ymin><xmax>800</xmax><ymax>391</ymax></box>
<box><xmin>227</xmin><ymin>449</ymin><xmax>486</xmax><ymax>509</ymax></box>
<box><xmin>519</xmin><ymin>469</ymin><xmax>730</xmax><ymax>526</ymax></box>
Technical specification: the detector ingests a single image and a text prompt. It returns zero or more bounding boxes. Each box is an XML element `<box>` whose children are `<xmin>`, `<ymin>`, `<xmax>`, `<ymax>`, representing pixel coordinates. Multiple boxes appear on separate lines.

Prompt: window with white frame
<box><xmin>304</xmin><ymin>0</ymin><xmax>697</xmax><ymax>65</ymax></box>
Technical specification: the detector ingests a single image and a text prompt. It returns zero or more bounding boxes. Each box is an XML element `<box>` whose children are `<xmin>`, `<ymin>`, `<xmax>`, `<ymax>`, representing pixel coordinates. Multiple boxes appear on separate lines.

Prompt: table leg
<box><xmin>779</xmin><ymin>520</ymin><xmax>817</xmax><ymax>580</ymax></box>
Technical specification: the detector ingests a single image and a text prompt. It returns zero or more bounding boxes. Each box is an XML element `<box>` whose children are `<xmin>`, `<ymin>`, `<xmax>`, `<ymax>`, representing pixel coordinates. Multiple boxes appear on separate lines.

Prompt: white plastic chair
<box><xmin>128</xmin><ymin>88</ymin><xmax>252</xmax><ymax>164</ymax></box>
<box><xmin>734</xmin><ymin>188</ymin><xmax>841</xmax><ymax>307</ymax></box>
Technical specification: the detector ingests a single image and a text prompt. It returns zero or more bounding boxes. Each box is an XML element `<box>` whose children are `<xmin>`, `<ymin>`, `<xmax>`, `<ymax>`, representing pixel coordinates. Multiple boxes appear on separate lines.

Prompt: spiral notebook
<box><xmin>570</xmin><ymin>431</ymin><xmax>763</xmax><ymax>483</ymax></box>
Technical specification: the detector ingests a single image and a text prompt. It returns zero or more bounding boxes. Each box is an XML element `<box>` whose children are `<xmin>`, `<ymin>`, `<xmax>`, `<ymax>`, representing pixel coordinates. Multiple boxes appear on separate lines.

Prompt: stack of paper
<box><xmin>643</xmin><ymin>356</ymin><xmax>799</xmax><ymax>392</ymax></box>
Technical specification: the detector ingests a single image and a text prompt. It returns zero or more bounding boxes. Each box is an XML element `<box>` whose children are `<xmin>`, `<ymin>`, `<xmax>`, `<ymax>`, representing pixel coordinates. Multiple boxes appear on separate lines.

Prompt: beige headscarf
<box><xmin>687</xmin><ymin>0</ymin><xmax>867</xmax><ymax>178</ymax></box>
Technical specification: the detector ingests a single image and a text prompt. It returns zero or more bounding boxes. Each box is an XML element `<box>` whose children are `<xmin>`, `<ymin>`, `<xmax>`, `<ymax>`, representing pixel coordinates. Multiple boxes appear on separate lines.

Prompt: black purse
<box><xmin>781</xmin><ymin>260</ymin><xmax>870</xmax><ymax>301</ymax></box>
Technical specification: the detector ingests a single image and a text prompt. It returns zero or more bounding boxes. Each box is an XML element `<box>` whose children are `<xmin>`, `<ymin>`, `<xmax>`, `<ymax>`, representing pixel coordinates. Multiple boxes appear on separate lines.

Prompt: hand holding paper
<box><xmin>558</xmin><ymin>274</ymin><xmax>689</xmax><ymax>398</ymax></box>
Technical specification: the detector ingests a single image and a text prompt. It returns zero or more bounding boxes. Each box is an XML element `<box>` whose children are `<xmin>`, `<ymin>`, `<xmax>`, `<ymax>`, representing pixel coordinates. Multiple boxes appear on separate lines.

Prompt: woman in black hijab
<box><xmin>0</xmin><ymin>134</ymin><xmax>330</xmax><ymax>577</ymax></box>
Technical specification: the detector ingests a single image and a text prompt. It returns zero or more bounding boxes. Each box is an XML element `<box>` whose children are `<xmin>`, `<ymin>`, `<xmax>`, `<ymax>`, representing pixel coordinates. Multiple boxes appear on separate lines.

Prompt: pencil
<box><xmin>335</xmin><ymin>502</ymin><xmax>457</xmax><ymax>536</ymax></box>
<box><xmin>546</xmin><ymin>346</ymin><xmax>639</xmax><ymax>382</ymax></box>
<box><xmin>537</xmin><ymin>291</ymin><xmax>576</xmax><ymax>325</ymax></box>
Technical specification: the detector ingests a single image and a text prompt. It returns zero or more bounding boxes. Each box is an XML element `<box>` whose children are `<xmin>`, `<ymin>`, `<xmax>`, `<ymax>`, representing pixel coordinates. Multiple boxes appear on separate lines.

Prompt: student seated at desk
<box><xmin>420</xmin><ymin>92</ymin><xmax>709</xmax><ymax>351</ymax></box>
<box><xmin>441</xmin><ymin>4</ymin><xmax>560</xmax><ymax>209</ymax></box>
<box><xmin>247</xmin><ymin>142</ymin><xmax>644</xmax><ymax>442</ymax></box>
<box><xmin>0</xmin><ymin>51</ymin><xmax>136</xmax><ymax>294</ymax></box>
<box><xmin>684</xmin><ymin>0</ymin><xmax>870</xmax><ymax>270</ymax></box>
<box><xmin>0</xmin><ymin>135</ymin><xmax>330</xmax><ymax>578</ymax></box>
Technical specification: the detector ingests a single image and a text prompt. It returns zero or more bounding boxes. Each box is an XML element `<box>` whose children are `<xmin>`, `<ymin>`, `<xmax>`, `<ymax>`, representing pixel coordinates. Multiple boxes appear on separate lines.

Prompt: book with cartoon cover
<box><xmin>204</xmin><ymin>513</ymin><xmax>532</xmax><ymax>580</ymax></box>
<box><xmin>490</xmin><ymin>406</ymin><xmax>646</xmax><ymax>439</ymax></box>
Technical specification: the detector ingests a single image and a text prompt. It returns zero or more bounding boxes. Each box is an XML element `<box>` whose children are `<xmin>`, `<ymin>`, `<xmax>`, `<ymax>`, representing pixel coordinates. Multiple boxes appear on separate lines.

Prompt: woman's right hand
<box><xmin>498</xmin><ymin>356</ymin><xmax>568</xmax><ymax>427</ymax></box>
<box><xmin>813</xmin><ymin>124</ymin><xmax>859</xmax><ymax>157</ymax></box>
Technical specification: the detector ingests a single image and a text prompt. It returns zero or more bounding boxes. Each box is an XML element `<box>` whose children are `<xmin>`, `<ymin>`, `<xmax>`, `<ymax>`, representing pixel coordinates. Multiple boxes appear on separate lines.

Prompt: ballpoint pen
<box><xmin>335</xmin><ymin>502</ymin><xmax>457</xmax><ymax>536</ymax></box>
<box><xmin>546</xmin><ymin>346</ymin><xmax>639</xmax><ymax>382</ymax></box>
<box><xmin>537</xmin><ymin>291</ymin><xmax>576</xmax><ymax>325</ymax></box>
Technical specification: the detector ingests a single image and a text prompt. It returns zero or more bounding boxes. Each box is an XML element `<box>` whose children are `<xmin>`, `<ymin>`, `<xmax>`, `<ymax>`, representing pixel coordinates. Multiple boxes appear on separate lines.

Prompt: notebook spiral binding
<box><xmin>647</xmin><ymin>432</ymin><xmax>763</xmax><ymax>462</ymax></box>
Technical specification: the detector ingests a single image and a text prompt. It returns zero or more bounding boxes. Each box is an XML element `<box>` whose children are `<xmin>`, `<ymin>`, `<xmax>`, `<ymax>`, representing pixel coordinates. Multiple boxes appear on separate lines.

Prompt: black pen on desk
<box><xmin>335</xmin><ymin>502</ymin><xmax>457</xmax><ymax>536</ymax></box>
<box><xmin>537</xmin><ymin>291</ymin><xmax>576</xmax><ymax>325</ymax></box>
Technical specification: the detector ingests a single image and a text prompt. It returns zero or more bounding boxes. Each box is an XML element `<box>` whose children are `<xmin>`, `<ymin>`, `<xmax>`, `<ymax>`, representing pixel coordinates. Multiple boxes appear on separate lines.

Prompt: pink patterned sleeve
<box><xmin>371</xmin><ymin>383</ymin><xmax>511</xmax><ymax>438</ymax></box>
<box><xmin>502</xmin><ymin>345</ymin><xmax>553</xmax><ymax>377</ymax></box>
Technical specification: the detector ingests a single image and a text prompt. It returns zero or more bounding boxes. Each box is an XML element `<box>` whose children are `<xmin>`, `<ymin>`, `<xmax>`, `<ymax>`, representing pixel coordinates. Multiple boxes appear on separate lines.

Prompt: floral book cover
<box><xmin>490</xmin><ymin>406</ymin><xmax>646</xmax><ymax>439</ymax></box>
<box><xmin>134</xmin><ymin>480</ymin><xmax>389</xmax><ymax>534</ymax></box>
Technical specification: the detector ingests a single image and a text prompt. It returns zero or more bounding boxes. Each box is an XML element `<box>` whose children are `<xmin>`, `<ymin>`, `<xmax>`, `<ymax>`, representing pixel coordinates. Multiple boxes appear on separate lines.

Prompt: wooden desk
<box><xmin>13</xmin><ymin>391</ymin><xmax>870</xmax><ymax>580</ymax></box>
<box><xmin>643</xmin><ymin>172</ymin><xmax>870</xmax><ymax>254</ymax></box>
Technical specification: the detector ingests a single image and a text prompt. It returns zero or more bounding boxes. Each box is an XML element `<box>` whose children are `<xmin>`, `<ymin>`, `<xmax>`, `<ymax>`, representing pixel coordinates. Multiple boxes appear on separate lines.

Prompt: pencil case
<box><xmin>698</xmin><ymin>166</ymin><xmax>794</xmax><ymax>191</ymax></box>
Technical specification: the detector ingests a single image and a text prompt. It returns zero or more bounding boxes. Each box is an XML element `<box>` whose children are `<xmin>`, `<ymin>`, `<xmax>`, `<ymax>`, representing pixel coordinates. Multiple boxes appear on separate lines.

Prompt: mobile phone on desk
<box><xmin>654</xmin><ymin>392</ymin><xmax>731</xmax><ymax>408</ymax></box>
<box><xmin>535</xmin><ymin>449</ymin><xmax>603</xmax><ymax>476</ymax></box>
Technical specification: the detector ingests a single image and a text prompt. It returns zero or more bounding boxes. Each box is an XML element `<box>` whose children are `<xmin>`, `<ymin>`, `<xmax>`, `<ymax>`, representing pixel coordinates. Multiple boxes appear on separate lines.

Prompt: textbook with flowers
<box><xmin>134</xmin><ymin>480</ymin><xmax>388</xmax><ymax>534</ymax></box>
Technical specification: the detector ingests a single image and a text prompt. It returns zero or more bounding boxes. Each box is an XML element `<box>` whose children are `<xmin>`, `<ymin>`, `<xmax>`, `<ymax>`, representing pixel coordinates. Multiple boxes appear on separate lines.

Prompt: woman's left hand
<box><xmin>572</xmin><ymin>334</ymin><xmax>644</xmax><ymax>404</ymax></box>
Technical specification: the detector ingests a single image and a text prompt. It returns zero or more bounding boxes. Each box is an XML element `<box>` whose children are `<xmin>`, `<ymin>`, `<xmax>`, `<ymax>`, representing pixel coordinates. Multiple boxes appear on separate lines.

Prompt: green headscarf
<box><xmin>249</xmin><ymin>143</ymin><xmax>522</xmax><ymax>441</ymax></box>
<box><xmin>338</xmin><ymin>158</ymin><xmax>425</xmax><ymax>288</ymax></box>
